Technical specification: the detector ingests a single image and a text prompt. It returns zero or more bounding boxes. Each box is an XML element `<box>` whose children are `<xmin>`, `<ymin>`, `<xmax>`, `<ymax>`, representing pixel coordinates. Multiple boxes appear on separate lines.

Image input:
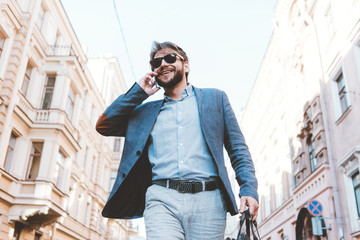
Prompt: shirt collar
<box><xmin>164</xmin><ymin>83</ymin><xmax>193</xmax><ymax>102</ymax></box>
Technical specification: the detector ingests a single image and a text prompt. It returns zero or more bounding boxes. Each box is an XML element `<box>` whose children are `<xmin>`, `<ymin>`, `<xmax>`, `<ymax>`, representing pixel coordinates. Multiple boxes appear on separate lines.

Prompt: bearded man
<box><xmin>96</xmin><ymin>41</ymin><xmax>259</xmax><ymax>240</ymax></box>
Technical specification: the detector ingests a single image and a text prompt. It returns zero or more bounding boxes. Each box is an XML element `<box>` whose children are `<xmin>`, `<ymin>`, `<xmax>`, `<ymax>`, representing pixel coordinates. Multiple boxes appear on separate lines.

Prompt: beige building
<box><xmin>239</xmin><ymin>0</ymin><xmax>360</xmax><ymax>239</ymax></box>
<box><xmin>0</xmin><ymin>0</ymin><xmax>136</xmax><ymax>239</ymax></box>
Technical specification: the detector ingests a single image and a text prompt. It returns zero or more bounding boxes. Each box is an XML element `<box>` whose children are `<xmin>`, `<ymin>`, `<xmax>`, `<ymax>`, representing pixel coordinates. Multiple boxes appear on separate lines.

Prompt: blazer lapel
<box><xmin>142</xmin><ymin>99</ymin><xmax>164</xmax><ymax>135</ymax></box>
<box><xmin>193</xmin><ymin>87</ymin><xmax>220</xmax><ymax>164</ymax></box>
<box><xmin>193</xmin><ymin>87</ymin><xmax>209</xmax><ymax>140</ymax></box>
<box><xmin>193</xmin><ymin>87</ymin><xmax>204</xmax><ymax>120</ymax></box>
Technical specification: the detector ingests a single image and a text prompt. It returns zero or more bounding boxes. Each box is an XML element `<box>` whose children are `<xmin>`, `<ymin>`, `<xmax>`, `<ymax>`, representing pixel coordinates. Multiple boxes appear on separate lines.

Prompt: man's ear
<box><xmin>184</xmin><ymin>61</ymin><xmax>190</xmax><ymax>73</ymax></box>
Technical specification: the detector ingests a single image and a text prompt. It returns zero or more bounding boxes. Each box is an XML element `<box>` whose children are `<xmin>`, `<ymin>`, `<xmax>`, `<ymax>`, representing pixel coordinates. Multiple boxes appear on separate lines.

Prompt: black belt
<box><xmin>152</xmin><ymin>179</ymin><xmax>219</xmax><ymax>193</ymax></box>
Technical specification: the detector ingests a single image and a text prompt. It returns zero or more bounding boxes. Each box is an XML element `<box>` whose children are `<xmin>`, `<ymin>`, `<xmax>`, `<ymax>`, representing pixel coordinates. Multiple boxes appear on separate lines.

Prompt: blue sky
<box><xmin>61</xmin><ymin>0</ymin><xmax>277</xmax><ymax>113</ymax></box>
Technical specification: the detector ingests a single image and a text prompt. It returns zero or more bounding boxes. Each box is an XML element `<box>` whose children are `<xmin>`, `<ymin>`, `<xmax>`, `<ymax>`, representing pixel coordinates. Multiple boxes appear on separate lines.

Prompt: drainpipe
<box><xmin>298</xmin><ymin>1</ymin><xmax>344</xmax><ymax>239</ymax></box>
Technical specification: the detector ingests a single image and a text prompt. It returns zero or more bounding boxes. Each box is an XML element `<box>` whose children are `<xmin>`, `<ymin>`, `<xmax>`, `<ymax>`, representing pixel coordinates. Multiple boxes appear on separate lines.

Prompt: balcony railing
<box><xmin>36</xmin><ymin>110</ymin><xmax>50</xmax><ymax>122</ymax></box>
<box><xmin>17</xmin><ymin>92</ymin><xmax>79</xmax><ymax>140</ymax></box>
<box><xmin>48</xmin><ymin>45</ymin><xmax>75</xmax><ymax>56</ymax></box>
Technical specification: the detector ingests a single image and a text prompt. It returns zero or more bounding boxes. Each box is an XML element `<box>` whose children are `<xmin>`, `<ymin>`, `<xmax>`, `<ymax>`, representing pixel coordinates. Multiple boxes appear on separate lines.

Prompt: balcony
<box><xmin>16</xmin><ymin>92</ymin><xmax>79</xmax><ymax>142</ymax></box>
<box><xmin>0</xmin><ymin>168</ymin><xmax>65</xmax><ymax>228</ymax></box>
<box><xmin>47</xmin><ymin>45</ymin><xmax>75</xmax><ymax>57</ymax></box>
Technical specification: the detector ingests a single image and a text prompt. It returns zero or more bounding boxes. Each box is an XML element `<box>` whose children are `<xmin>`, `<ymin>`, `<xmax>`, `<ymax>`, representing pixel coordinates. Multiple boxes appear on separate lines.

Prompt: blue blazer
<box><xmin>96</xmin><ymin>83</ymin><xmax>258</xmax><ymax>219</ymax></box>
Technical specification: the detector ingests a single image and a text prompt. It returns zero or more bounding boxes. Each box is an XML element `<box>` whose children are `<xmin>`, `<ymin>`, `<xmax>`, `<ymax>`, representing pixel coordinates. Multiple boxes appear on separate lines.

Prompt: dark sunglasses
<box><xmin>150</xmin><ymin>53</ymin><xmax>184</xmax><ymax>69</ymax></box>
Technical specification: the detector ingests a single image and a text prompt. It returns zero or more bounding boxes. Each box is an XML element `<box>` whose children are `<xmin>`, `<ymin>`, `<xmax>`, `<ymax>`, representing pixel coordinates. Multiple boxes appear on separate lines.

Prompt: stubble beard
<box><xmin>156</xmin><ymin>67</ymin><xmax>185</xmax><ymax>89</ymax></box>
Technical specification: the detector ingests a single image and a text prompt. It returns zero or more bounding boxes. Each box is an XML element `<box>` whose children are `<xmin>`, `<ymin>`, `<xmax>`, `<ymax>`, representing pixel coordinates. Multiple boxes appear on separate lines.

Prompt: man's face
<box><xmin>152</xmin><ymin>48</ymin><xmax>189</xmax><ymax>89</ymax></box>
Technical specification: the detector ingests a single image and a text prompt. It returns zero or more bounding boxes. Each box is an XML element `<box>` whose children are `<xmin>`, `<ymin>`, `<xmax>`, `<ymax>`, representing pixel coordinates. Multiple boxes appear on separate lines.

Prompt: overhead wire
<box><xmin>112</xmin><ymin>0</ymin><xmax>137</xmax><ymax>81</ymax></box>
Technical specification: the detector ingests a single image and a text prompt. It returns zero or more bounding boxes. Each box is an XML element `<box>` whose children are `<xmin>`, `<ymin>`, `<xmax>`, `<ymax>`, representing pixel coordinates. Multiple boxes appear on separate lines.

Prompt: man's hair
<box><xmin>150</xmin><ymin>41</ymin><xmax>189</xmax><ymax>80</ymax></box>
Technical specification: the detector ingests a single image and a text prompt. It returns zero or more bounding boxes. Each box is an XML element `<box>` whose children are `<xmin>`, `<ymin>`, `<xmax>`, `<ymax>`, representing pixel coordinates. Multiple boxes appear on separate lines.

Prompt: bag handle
<box><xmin>236</xmin><ymin>209</ymin><xmax>261</xmax><ymax>240</ymax></box>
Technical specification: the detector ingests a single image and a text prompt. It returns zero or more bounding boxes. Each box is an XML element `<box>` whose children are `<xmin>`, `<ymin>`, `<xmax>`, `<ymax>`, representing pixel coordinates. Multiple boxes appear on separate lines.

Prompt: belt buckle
<box><xmin>178</xmin><ymin>181</ymin><xmax>193</xmax><ymax>193</ymax></box>
<box><xmin>178</xmin><ymin>181</ymin><xmax>202</xmax><ymax>193</ymax></box>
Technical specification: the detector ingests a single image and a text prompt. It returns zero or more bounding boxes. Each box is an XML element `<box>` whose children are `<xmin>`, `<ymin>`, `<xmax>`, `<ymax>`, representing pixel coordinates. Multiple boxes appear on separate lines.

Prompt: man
<box><xmin>96</xmin><ymin>41</ymin><xmax>258</xmax><ymax>240</ymax></box>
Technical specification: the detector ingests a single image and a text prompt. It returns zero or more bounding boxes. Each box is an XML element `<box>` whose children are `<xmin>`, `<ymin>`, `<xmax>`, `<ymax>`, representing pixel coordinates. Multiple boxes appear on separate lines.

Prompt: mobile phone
<box><xmin>154</xmin><ymin>76</ymin><xmax>161</xmax><ymax>88</ymax></box>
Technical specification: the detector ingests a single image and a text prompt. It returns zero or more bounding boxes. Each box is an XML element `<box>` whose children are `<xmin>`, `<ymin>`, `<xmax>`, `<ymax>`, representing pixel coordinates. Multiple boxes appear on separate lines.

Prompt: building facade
<box><xmin>240</xmin><ymin>0</ymin><xmax>360</xmax><ymax>239</ymax></box>
<box><xmin>0</xmin><ymin>0</ymin><xmax>135</xmax><ymax>239</ymax></box>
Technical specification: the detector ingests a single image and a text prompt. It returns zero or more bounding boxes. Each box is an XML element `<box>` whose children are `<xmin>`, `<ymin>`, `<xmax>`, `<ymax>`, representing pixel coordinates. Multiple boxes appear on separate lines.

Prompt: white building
<box><xmin>0</xmin><ymin>0</ymin><xmax>135</xmax><ymax>239</ymax></box>
<box><xmin>240</xmin><ymin>0</ymin><xmax>360</xmax><ymax>239</ymax></box>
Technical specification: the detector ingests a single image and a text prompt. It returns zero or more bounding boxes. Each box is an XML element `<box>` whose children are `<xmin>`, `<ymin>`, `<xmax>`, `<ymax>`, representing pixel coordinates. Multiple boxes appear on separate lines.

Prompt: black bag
<box><xmin>236</xmin><ymin>209</ymin><xmax>261</xmax><ymax>240</ymax></box>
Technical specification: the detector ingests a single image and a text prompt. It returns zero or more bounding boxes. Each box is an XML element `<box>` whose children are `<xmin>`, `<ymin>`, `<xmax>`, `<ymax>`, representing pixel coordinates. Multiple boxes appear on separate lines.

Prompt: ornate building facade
<box><xmin>0</xmin><ymin>0</ymin><xmax>136</xmax><ymax>239</ymax></box>
<box><xmin>240</xmin><ymin>0</ymin><xmax>360</xmax><ymax>239</ymax></box>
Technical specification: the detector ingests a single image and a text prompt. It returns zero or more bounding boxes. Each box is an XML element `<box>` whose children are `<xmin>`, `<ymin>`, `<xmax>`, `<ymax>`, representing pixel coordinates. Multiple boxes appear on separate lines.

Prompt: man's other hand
<box><xmin>238</xmin><ymin>196</ymin><xmax>259</xmax><ymax>221</ymax></box>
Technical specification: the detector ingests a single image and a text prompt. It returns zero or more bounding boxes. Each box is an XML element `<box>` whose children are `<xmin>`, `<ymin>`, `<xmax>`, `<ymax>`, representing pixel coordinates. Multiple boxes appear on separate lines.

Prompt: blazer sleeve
<box><xmin>222</xmin><ymin>91</ymin><xmax>259</xmax><ymax>202</ymax></box>
<box><xmin>95</xmin><ymin>83</ymin><xmax>149</xmax><ymax>137</ymax></box>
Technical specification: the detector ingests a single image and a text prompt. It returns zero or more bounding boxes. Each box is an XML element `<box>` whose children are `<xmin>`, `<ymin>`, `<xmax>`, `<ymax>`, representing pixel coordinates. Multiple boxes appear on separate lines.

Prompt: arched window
<box><xmin>296</xmin><ymin>207</ymin><xmax>327</xmax><ymax>240</ymax></box>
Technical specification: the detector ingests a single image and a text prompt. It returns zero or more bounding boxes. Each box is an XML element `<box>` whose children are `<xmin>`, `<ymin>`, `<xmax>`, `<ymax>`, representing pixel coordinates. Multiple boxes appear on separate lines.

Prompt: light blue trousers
<box><xmin>144</xmin><ymin>184</ymin><xmax>227</xmax><ymax>240</ymax></box>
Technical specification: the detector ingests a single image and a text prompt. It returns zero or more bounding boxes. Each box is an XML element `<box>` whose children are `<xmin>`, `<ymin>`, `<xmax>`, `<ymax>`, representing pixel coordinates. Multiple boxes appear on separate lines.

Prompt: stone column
<box><xmin>61</xmin><ymin>153</ymin><xmax>72</xmax><ymax>193</ymax></box>
<box><xmin>26</xmin><ymin>68</ymin><xmax>44</xmax><ymax>107</ymax></box>
<box><xmin>51</xmin><ymin>68</ymin><xmax>70</xmax><ymax>110</ymax></box>
<box><xmin>32</xmin><ymin>66</ymin><xmax>46</xmax><ymax>108</ymax></box>
<box><xmin>37</xmin><ymin>137</ymin><xmax>57</xmax><ymax>181</ymax></box>
<box><xmin>71</xmin><ymin>94</ymin><xmax>82</xmax><ymax>127</ymax></box>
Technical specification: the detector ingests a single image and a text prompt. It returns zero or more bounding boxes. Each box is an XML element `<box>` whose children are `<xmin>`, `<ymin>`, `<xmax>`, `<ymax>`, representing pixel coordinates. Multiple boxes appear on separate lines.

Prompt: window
<box><xmin>54</xmin><ymin>32</ymin><xmax>60</xmax><ymax>48</ymax></box>
<box><xmin>54</xmin><ymin>151</ymin><xmax>65</xmax><ymax>187</ymax></box>
<box><xmin>96</xmin><ymin>210</ymin><xmax>102</xmax><ymax>232</ymax></box>
<box><xmin>36</xmin><ymin>5</ymin><xmax>45</xmax><ymax>30</ymax></box>
<box><xmin>265</xmin><ymin>194</ymin><xmax>271</xmax><ymax>217</ymax></box>
<box><xmin>13</xmin><ymin>222</ymin><xmax>24</xmax><ymax>240</ymax></box>
<box><xmin>307</xmin><ymin>135</ymin><xmax>317</xmax><ymax>172</ymax></box>
<box><xmin>275</xmin><ymin>186</ymin><xmax>283</xmax><ymax>209</ymax></box>
<box><xmin>270</xmin><ymin>184</ymin><xmax>276</xmax><ymax>212</ymax></box>
<box><xmin>67</xmin><ymin>183</ymin><xmax>76</xmax><ymax>213</ymax></box>
<box><xmin>84</xmin><ymin>199</ymin><xmax>92</xmax><ymax>227</ymax></box>
<box><xmin>102</xmin><ymin>166</ymin><xmax>108</xmax><ymax>190</ymax></box>
<box><xmin>305</xmin><ymin>108</ymin><xmax>312</xmax><ymax>121</ymax></box>
<box><xmin>336</xmin><ymin>73</ymin><xmax>349</xmax><ymax>113</ymax></box>
<box><xmin>282</xmin><ymin>171</ymin><xmax>291</xmax><ymax>201</ymax></box>
<box><xmin>16</xmin><ymin>0</ymin><xmax>30</xmax><ymax>11</ymax></box>
<box><xmin>352</xmin><ymin>171</ymin><xmax>360</xmax><ymax>217</ymax></box>
<box><xmin>109</xmin><ymin>171</ymin><xmax>117</xmax><ymax>191</ymax></box>
<box><xmin>339</xmin><ymin>150</ymin><xmax>360</xmax><ymax>228</ymax></box>
<box><xmin>26</xmin><ymin>142</ymin><xmax>43</xmax><ymax>180</ymax></box>
<box><xmin>76</xmin><ymin>193</ymin><xmax>83</xmax><ymax>221</ymax></box>
<box><xmin>4</xmin><ymin>132</ymin><xmax>17</xmax><ymax>171</ymax></box>
<box><xmin>114</xmin><ymin>138</ymin><xmax>121</xmax><ymax>152</ymax></box>
<box><xmin>41</xmin><ymin>75</ymin><xmax>56</xmax><ymax>109</ymax></box>
<box><xmin>90</xmin><ymin>104</ymin><xmax>95</xmax><ymax>124</ymax></box>
<box><xmin>65</xmin><ymin>87</ymin><xmax>75</xmax><ymax>119</ymax></box>
<box><xmin>20</xmin><ymin>64</ymin><xmax>32</xmax><ymax>96</ymax></box>
<box><xmin>82</xmin><ymin>93</ymin><xmax>88</xmax><ymax>111</ymax></box>
<box><xmin>34</xmin><ymin>231</ymin><xmax>42</xmax><ymax>240</ymax></box>
<box><xmin>324</xmin><ymin>5</ymin><xmax>335</xmax><ymax>40</ymax></box>
<box><xmin>90</xmin><ymin>156</ymin><xmax>97</xmax><ymax>181</ymax></box>
<box><xmin>83</xmin><ymin>146</ymin><xmax>89</xmax><ymax>170</ymax></box>
<box><xmin>0</xmin><ymin>32</ymin><xmax>4</xmax><ymax>58</ymax></box>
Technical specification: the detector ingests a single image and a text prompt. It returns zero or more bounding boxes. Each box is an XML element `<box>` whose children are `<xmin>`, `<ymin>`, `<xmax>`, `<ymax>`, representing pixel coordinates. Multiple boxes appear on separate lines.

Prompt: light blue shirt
<box><xmin>148</xmin><ymin>84</ymin><xmax>218</xmax><ymax>181</ymax></box>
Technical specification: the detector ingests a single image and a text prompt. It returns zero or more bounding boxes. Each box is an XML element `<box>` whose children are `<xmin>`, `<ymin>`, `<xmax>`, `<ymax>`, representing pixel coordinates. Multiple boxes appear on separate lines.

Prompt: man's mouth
<box><xmin>158</xmin><ymin>69</ymin><xmax>174</xmax><ymax>76</ymax></box>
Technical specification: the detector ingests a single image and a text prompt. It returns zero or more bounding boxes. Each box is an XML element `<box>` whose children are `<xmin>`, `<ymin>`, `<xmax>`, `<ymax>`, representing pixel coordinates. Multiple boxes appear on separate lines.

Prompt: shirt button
<box><xmin>179</xmin><ymin>126</ymin><xmax>182</xmax><ymax>129</ymax></box>
<box><xmin>136</xmin><ymin>151</ymin><xmax>141</xmax><ymax>156</ymax></box>
<box><xmin>122</xmin><ymin>173</ymin><xmax>126</xmax><ymax>178</ymax></box>
<box><xmin>180</xmin><ymin>161</ymin><xmax>184</xmax><ymax>164</ymax></box>
<box><xmin>179</xmin><ymin>143</ymin><xmax>183</xmax><ymax>146</ymax></box>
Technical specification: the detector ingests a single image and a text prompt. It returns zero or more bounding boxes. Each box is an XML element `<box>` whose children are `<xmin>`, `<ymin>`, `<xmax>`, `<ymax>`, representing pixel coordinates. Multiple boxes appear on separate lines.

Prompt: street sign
<box><xmin>307</xmin><ymin>199</ymin><xmax>323</xmax><ymax>217</ymax></box>
<box><xmin>311</xmin><ymin>217</ymin><xmax>323</xmax><ymax>235</ymax></box>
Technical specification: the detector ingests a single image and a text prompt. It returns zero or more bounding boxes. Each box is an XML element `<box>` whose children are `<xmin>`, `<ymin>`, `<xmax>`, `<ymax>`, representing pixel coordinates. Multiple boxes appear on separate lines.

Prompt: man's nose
<box><xmin>159</xmin><ymin>59</ymin><xmax>169</xmax><ymax>68</ymax></box>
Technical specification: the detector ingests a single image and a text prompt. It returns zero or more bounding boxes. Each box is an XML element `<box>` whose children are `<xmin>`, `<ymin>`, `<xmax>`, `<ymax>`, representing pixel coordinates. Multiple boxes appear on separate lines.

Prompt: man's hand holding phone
<box><xmin>138</xmin><ymin>72</ymin><xmax>161</xmax><ymax>96</ymax></box>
